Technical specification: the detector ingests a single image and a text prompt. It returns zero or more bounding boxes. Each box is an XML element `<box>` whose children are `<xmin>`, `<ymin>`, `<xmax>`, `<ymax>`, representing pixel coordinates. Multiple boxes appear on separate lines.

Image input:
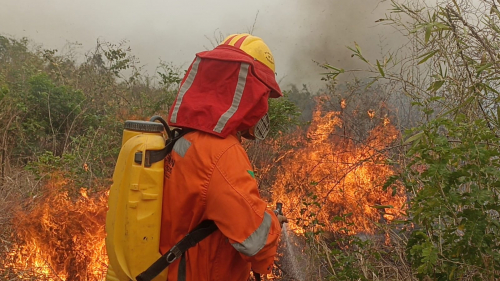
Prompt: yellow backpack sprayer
<box><xmin>105</xmin><ymin>116</ymin><xmax>284</xmax><ymax>281</ymax></box>
<box><xmin>105</xmin><ymin>116</ymin><xmax>218</xmax><ymax>281</ymax></box>
<box><xmin>105</xmin><ymin>117</ymin><xmax>169</xmax><ymax>281</ymax></box>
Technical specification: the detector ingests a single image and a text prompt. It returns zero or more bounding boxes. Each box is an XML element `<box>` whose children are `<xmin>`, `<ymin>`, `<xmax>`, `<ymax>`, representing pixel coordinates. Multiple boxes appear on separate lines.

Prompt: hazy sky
<box><xmin>1</xmin><ymin>0</ymin><xmax>400</xmax><ymax>89</ymax></box>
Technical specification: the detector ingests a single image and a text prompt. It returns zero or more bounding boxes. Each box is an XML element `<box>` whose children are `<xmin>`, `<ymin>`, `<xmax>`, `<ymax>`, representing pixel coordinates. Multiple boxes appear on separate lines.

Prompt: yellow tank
<box><xmin>106</xmin><ymin>120</ymin><xmax>168</xmax><ymax>281</ymax></box>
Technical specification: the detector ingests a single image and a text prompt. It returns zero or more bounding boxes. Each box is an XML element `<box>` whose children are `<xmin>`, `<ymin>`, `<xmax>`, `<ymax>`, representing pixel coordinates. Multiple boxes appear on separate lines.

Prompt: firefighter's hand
<box><xmin>277</xmin><ymin>215</ymin><xmax>288</xmax><ymax>225</ymax></box>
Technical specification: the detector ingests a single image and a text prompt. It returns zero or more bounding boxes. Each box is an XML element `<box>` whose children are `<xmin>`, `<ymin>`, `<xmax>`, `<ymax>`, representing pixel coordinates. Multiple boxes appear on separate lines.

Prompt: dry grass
<box><xmin>0</xmin><ymin>170</ymin><xmax>415</xmax><ymax>281</ymax></box>
<box><xmin>0</xmin><ymin>169</ymin><xmax>46</xmax><ymax>280</ymax></box>
<box><xmin>0</xmin><ymin>168</ymin><xmax>41</xmax><ymax>239</ymax></box>
<box><xmin>274</xmin><ymin>227</ymin><xmax>415</xmax><ymax>281</ymax></box>
<box><xmin>0</xmin><ymin>171</ymin><xmax>108</xmax><ymax>281</ymax></box>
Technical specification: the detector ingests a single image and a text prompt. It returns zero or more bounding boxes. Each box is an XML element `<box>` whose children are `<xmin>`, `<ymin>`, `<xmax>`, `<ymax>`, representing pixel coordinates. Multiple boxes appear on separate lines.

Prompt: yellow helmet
<box><xmin>221</xmin><ymin>33</ymin><xmax>276</xmax><ymax>72</ymax></box>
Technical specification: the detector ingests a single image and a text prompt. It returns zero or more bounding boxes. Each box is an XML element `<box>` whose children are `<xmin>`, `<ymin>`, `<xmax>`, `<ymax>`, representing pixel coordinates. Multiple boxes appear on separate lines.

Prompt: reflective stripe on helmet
<box><xmin>170</xmin><ymin>57</ymin><xmax>202</xmax><ymax>123</ymax></box>
<box><xmin>221</xmin><ymin>33</ymin><xmax>276</xmax><ymax>72</ymax></box>
<box><xmin>213</xmin><ymin>63</ymin><xmax>250</xmax><ymax>133</ymax></box>
<box><xmin>223</xmin><ymin>34</ymin><xmax>238</xmax><ymax>45</ymax></box>
<box><xmin>233</xmin><ymin>35</ymin><xmax>249</xmax><ymax>48</ymax></box>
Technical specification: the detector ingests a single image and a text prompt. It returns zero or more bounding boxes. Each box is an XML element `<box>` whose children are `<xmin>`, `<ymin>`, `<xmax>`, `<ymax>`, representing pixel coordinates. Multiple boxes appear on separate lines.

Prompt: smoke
<box><xmin>208</xmin><ymin>0</ymin><xmax>403</xmax><ymax>89</ymax></box>
<box><xmin>0</xmin><ymin>0</ymin><xmax>402</xmax><ymax>90</ymax></box>
<box><xmin>268</xmin><ymin>0</ymin><xmax>402</xmax><ymax>89</ymax></box>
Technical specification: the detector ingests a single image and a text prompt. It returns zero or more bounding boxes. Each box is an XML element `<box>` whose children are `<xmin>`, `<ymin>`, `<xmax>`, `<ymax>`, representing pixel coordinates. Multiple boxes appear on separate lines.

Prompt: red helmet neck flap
<box><xmin>168</xmin><ymin>46</ymin><xmax>282</xmax><ymax>138</ymax></box>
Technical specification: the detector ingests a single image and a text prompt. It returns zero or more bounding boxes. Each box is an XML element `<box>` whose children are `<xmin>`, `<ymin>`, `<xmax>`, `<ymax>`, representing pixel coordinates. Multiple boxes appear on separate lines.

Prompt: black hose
<box><xmin>149</xmin><ymin>115</ymin><xmax>173</xmax><ymax>140</ymax></box>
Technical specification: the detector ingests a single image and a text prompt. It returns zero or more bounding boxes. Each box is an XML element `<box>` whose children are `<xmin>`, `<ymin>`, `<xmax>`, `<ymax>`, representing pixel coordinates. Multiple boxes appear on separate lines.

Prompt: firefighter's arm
<box><xmin>205</xmin><ymin>144</ymin><xmax>281</xmax><ymax>274</ymax></box>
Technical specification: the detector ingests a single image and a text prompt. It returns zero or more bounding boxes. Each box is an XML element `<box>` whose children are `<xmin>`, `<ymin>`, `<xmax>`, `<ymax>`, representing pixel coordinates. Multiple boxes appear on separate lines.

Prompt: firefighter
<box><xmin>159</xmin><ymin>33</ymin><xmax>287</xmax><ymax>281</ymax></box>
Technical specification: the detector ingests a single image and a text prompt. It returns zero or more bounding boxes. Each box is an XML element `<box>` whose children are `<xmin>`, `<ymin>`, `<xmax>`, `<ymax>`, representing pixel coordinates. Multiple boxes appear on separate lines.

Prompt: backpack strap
<box><xmin>146</xmin><ymin>128</ymin><xmax>192</xmax><ymax>167</ymax></box>
<box><xmin>135</xmin><ymin>220</ymin><xmax>218</xmax><ymax>281</ymax></box>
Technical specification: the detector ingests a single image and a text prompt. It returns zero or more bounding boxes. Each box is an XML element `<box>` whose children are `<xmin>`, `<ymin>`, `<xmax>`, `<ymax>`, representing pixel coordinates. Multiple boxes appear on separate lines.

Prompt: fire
<box><xmin>272</xmin><ymin>101</ymin><xmax>406</xmax><ymax>235</ymax></box>
<box><xmin>368</xmin><ymin>109</ymin><xmax>375</xmax><ymax>119</ymax></box>
<box><xmin>0</xmin><ymin>100</ymin><xmax>406</xmax><ymax>279</ymax></box>
<box><xmin>1</xmin><ymin>174</ymin><xmax>108</xmax><ymax>280</ymax></box>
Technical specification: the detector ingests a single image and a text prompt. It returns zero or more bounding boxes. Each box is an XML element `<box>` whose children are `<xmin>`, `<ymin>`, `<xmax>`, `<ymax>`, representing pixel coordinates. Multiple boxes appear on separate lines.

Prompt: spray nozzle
<box><xmin>275</xmin><ymin>202</ymin><xmax>283</xmax><ymax>216</ymax></box>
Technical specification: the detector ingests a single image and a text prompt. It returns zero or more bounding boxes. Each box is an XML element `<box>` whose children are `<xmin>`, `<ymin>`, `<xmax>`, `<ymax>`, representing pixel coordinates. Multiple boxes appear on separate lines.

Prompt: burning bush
<box><xmin>1</xmin><ymin>174</ymin><xmax>108</xmax><ymax>280</ymax></box>
<box><xmin>272</xmin><ymin>101</ymin><xmax>406</xmax><ymax>235</ymax></box>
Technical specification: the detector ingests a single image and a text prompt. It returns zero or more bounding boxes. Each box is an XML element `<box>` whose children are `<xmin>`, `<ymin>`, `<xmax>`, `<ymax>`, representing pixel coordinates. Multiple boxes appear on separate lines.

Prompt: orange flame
<box><xmin>368</xmin><ymin>109</ymin><xmax>375</xmax><ymax>119</ymax></box>
<box><xmin>273</xmin><ymin>103</ymin><xmax>405</xmax><ymax>235</ymax></box>
<box><xmin>2</xmin><ymin>174</ymin><xmax>108</xmax><ymax>280</ymax></box>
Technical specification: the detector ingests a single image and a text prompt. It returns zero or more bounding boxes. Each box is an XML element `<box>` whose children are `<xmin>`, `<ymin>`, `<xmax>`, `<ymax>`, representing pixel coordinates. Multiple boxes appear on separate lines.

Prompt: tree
<box><xmin>327</xmin><ymin>0</ymin><xmax>500</xmax><ymax>279</ymax></box>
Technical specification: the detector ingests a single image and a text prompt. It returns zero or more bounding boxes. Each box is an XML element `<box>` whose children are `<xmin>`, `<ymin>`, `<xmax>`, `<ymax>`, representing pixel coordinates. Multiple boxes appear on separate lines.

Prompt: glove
<box><xmin>277</xmin><ymin>214</ymin><xmax>288</xmax><ymax>225</ymax></box>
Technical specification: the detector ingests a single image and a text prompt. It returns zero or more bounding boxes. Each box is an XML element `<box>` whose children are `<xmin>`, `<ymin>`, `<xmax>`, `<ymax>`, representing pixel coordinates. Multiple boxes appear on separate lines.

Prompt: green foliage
<box><xmin>0</xmin><ymin>35</ymin><xmax>302</xmax><ymax>194</ymax></box>
<box><xmin>66</xmin><ymin>118</ymin><xmax>123</xmax><ymax>185</ymax></box>
<box><xmin>326</xmin><ymin>214</ymin><xmax>376</xmax><ymax>281</ymax></box>
<box><xmin>406</xmin><ymin>231</ymin><xmax>439</xmax><ymax>277</ymax></box>
<box><xmin>21</xmin><ymin>74</ymin><xmax>87</xmax><ymax>153</ymax></box>
<box><xmin>103</xmin><ymin>45</ymin><xmax>131</xmax><ymax>76</ymax></box>
<box><xmin>268</xmin><ymin>91</ymin><xmax>301</xmax><ymax>137</ymax></box>
<box><xmin>295</xmin><ymin>192</ymin><xmax>324</xmax><ymax>240</ymax></box>
<box><xmin>25</xmin><ymin>150</ymin><xmax>70</xmax><ymax>178</ymax></box>
<box><xmin>0</xmin><ymin>36</ymin><xmax>179</xmax><ymax>189</ymax></box>
<box><xmin>324</xmin><ymin>0</ymin><xmax>500</xmax><ymax>279</ymax></box>
<box><xmin>157</xmin><ymin>61</ymin><xmax>182</xmax><ymax>87</ymax></box>
<box><xmin>403</xmin><ymin>114</ymin><xmax>500</xmax><ymax>280</ymax></box>
<box><xmin>294</xmin><ymin>192</ymin><xmax>388</xmax><ymax>280</ymax></box>
<box><xmin>284</xmin><ymin>84</ymin><xmax>315</xmax><ymax>123</ymax></box>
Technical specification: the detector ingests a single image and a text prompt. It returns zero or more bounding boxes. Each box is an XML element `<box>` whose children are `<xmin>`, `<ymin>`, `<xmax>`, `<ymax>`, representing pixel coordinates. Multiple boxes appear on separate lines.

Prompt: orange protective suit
<box><xmin>159</xmin><ymin>44</ymin><xmax>283</xmax><ymax>280</ymax></box>
<box><xmin>159</xmin><ymin>131</ymin><xmax>281</xmax><ymax>280</ymax></box>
